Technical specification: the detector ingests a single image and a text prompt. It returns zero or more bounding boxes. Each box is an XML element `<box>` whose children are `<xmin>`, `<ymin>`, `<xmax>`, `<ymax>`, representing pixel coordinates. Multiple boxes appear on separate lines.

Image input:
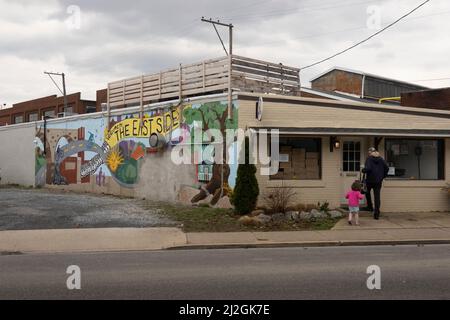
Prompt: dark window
<box><xmin>271</xmin><ymin>137</ymin><xmax>321</xmax><ymax>180</ymax></box>
<box><xmin>14</xmin><ymin>115</ymin><xmax>23</xmax><ymax>124</ymax></box>
<box><xmin>28</xmin><ymin>113</ymin><xmax>38</xmax><ymax>122</ymax></box>
<box><xmin>385</xmin><ymin>139</ymin><xmax>444</xmax><ymax>180</ymax></box>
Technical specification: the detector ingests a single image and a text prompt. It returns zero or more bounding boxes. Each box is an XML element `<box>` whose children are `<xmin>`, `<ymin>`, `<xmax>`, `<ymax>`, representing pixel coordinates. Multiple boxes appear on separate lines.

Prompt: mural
<box><xmin>34</xmin><ymin>99</ymin><xmax>239</xmax><ymax>206</ymax></box>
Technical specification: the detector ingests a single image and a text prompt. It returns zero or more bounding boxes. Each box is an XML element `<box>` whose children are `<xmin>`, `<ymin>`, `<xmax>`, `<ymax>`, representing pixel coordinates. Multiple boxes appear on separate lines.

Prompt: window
<box><xmin>28</xmin><ymin>113</ymin><xmax>38</xmax><ymax>122</ymax></box>
<box><xmin>343</xmin><ymin>141</ymin><xmax>361</xmax><ymax>172</ymax></box>
<box><xmin>43</xmin><ymin>110</ymin><xmax>55</xmax><ymax>118</ymax></box>
<box><xmin>385</xmin><ymin>139</ymin><xmax>444</xmax><ymax>180</ymax></box>
<box><xmin>64</xmin><ymin>106</ymin><xmax>73</xmax><ymax>114</ymax></box>
<box><xmin>271</xmin><ymin>137</ymin><xmax>321</xmax><ymax>180</ymax></box>
<box><xmin>14</xmin><ymin>115</ymin><xmax>23</xmax><ymax>124</ymax></box>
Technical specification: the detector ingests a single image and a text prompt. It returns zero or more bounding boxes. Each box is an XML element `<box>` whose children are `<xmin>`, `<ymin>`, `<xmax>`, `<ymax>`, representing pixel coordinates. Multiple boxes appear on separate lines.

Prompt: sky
<box><xmin>0</xmin><ymin>0</ymin><xmax>449</xmax><ymax>107</ymax></box>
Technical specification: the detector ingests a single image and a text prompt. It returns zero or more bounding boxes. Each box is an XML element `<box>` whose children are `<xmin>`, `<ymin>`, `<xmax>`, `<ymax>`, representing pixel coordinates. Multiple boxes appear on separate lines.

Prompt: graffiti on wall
<box><xmin>34</xmin><ymin>100</ymin><xmax>238</xmax><ymax>206</ymax></box>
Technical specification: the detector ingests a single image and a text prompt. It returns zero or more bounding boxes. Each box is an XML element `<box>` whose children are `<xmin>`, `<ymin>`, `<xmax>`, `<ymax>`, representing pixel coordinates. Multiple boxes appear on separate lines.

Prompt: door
<box><xmin>340</xmin><ymin>138</ymin><xmax>366</xmax><ymax>206</ymax></box>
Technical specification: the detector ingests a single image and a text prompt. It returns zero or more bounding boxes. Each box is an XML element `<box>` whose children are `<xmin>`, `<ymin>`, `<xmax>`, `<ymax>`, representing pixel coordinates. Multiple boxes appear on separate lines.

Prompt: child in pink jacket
<box><xmin>346</xmin><ymin>181</ymin><xmax>365</xmax><ymax>226</ymax></box>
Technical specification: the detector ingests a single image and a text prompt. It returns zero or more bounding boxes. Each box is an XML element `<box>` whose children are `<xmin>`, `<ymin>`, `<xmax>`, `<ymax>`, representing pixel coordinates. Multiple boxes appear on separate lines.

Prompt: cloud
<box><xmin>0</xmin><ymin>0</ymin><xmax>449</xmax><ymax>106</ymax></box>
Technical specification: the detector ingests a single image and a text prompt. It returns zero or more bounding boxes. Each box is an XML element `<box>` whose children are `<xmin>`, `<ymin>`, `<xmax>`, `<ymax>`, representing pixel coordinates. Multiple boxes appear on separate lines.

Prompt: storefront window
<box><xmin>385</xmin><ymin>139</ymin><xmax>444</xmax><ymax>180</ymax></box>
<box><xmin>271</xmin><ymin>137</ymin><xmax>321</xmax><ymax>180</ymax></box>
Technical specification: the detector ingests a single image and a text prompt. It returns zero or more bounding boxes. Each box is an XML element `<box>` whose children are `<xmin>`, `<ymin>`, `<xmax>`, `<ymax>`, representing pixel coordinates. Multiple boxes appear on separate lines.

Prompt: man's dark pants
<box><xmin>365</xmin><ymin>182</ymin><xmax>382</xmax><ymax>217</ymax></box>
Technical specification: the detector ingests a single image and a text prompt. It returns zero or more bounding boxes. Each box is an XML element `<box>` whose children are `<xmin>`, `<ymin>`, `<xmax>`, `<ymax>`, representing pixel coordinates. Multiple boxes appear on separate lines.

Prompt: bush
<box><xmin>263</xmin><ymin>187</ymin><xmax>297</xmax><ymax>213</ymax></box>
<box><xmin>232</xmin><ymin>137</ymin><xmax>259</xmax><ymax>215</ymax></box>
<box><xmin>317</xmin><ymin>201</ymin><xmax>330</xmax><ymax>213</ymax></box>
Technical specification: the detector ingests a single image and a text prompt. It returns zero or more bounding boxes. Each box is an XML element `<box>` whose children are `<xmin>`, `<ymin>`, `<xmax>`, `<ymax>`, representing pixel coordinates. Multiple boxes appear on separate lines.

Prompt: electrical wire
<box><xmin>299</xmin><ymin>0</ymin><xmax>431</xmax><ymax>70</ymax></box>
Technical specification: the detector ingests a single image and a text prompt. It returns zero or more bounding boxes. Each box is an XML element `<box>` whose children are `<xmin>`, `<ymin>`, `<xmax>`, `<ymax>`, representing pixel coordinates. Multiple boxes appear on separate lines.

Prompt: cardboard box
<box><xmin>291</xmin><ymin>154</ymin><xmax>305</xmax><ymax>163</ymax></box>
<box><xmin>305</xmin><ymin>159</ymin><xmax>318</xmax><ymax>167</ymax></box>
<box><xmin>292</xmin><ymin>148</ymin><xmax>306</xmax><ymax>156</ymax></box>
<box><xmin>306</xmin><ymin>152</ymin><xmax>319</xmax><ymax>159</ymax></box>
<box><xmin>279</xmin><ymin>161</ymin><xmax>291</xmax><ymax>169</ymax></box>
<box><xmin>280</xmin><ymin>146</ymin><xmax>292</xmax><ymax>152</ymax></box>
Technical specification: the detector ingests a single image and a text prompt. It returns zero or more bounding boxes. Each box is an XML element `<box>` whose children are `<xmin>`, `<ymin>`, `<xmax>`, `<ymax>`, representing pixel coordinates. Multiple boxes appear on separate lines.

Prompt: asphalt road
<box><xmin>0</xmin><ymin>245</ymin><xmax>449</xmax><ymax>299</ymax></box>
<box><xmin>0</xmin><ymin>188</ymin><xmax>175</xmax><ymax>230</ymax></box>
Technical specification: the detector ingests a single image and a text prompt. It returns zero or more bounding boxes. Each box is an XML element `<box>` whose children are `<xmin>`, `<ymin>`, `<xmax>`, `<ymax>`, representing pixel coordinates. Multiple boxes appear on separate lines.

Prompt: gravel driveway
<box><xmin>0</xmin><ymin>188</ymin><xmax>176</xmax><ymax>230</ymax></box>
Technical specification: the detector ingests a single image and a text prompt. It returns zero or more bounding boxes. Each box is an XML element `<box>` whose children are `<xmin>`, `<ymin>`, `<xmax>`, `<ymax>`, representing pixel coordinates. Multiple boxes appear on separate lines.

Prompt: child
<box><xmin>345</xmin><ymin>180</ymin><xmax>365</xmax><ymax>226</ymax></box>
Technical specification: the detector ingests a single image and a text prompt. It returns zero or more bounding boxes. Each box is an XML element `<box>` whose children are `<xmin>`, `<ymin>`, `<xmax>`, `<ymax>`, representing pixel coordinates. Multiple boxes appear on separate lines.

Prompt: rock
<box><xmin>215</xmin><ymin>196</ymin><xmax>234</xmax><ymax>209</ymax></box>
<box><xmin>271</xmin><ymin>212</ymin><xmax>286</xmax><ymax>223</ymax></box>
<box><xmin>254</xmin><ymin>213</ymin><xmax>272</xmax><ymax>224</ymax></box>
<box><xmin>177</xmin><ymin>186</ymin><xmax>202</xmax><ymax>204</ymax></box>
<box><xmin>311</xmin><ymin>209</ymin><xmax>327</xmax><ymax>219</ymax></box>
<box><xmin>300</xmin><ymin>211</ymin><xmax>312</xmax><ymax>220</ymax></box>
<box><xmin>198</xmin><ymin>194</ymin><xmax>213</xmax><ymax>206</ymax></box>
<box><xmin>285</xmin><ymin>211</ymin><xmax>300</xmax><ymax>221</ymax></box>
<box><xmin>329</xmin><ymin>210</ymin><xmax>343</xmax><ymax>218</ymax></box>
<box><xmin>238</xmin><ymin>215</ymin><xmax>260</xmax><ymax>226</ymax></box>
<box><xmin>250</xmin><ymin>209</ymin><xmax>265</xmax><ymax>217</ymax></box>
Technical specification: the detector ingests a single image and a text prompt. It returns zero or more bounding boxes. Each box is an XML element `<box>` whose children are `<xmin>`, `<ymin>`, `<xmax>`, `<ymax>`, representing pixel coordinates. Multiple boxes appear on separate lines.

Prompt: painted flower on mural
<box><xmin>106</xmin><ymin>146</ymin><xmax>124</xmax><ymax>173</ymax></box>
<box><xmin>106</xmin><ymin>140</ymin><xmax>146</xmax><ymax>186</ymax></box>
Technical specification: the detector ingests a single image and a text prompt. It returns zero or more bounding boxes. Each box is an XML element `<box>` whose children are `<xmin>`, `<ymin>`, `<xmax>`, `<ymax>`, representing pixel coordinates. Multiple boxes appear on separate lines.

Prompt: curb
<box><xmin>168</xmin><ymin>239</ymin><xmax>450</xmax><ymax>250</ymax></box>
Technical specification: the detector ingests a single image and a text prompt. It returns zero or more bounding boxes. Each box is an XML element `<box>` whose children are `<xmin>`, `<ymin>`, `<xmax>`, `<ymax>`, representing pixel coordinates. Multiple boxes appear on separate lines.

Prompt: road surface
<box><xmin>0</xmin><ymin>245</ymin><xmax>449</xmax><ymax>299</ymax></box>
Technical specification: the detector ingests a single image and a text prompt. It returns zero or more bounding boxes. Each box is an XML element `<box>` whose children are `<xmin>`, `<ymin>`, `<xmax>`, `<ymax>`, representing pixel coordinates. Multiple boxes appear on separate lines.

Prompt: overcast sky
<box><xmin>0</xmin><ymin>0</ymin><xmax>449</xmax><ymax>106</ymax></box>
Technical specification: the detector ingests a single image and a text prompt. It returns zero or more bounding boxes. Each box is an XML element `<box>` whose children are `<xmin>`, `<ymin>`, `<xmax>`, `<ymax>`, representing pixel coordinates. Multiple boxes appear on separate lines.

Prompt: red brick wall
<box><xmin>311</xmin><ymin>70</ymin><xmax>363</xmax><ymax>96</ymax></box>
<box><xmin>401</xmin><ymin>88</ymin><xmax>450</xmax><ymax>110</ymax></box>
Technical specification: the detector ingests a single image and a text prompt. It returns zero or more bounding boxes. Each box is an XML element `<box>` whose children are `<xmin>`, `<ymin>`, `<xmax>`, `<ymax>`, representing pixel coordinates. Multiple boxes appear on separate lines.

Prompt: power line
<box><xmin>300</xmin><ymin>0</ymin><xmax>431</xmax><ymax>70</ymax></box>
<box><xmin>413</xmin><ymin>77</ymin><xmax>450</xmax><ymax>82</ymax></box>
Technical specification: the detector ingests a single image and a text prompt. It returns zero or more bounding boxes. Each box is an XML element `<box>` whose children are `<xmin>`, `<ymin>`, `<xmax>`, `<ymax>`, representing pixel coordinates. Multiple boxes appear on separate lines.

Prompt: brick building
<box><xmin>309</xmin><ymin>67</ymin><xmax>427</xmax><ymax>102</ymax></box>
<box><xmin>0</xmin><ymin>90</ymin><xmax>106</xmax><ymax>126</ymax></box>
<box><xmin>401</xmin><ymin>87</ymin><xmax>450</xmax><ymax>110</ymax></box>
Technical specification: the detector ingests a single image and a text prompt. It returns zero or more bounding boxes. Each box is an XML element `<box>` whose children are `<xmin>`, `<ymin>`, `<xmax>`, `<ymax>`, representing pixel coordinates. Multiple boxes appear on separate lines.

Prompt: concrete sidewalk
<box><xmin>0</xmin><ymin>227</ymin><xmax>186</xmax><ymax>254</ymax></box>
<box><xmin>2</xmin><ymin>225</ymin><xmax>450</xmax><ymax>254</ymax></box>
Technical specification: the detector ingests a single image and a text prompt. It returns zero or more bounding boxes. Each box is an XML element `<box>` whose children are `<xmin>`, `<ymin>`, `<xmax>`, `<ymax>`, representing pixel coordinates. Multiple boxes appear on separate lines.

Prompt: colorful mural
<box><xmin>34</xmin><ymin>99</ymin><xmax>238</xmax><ymax>206</ymax></box>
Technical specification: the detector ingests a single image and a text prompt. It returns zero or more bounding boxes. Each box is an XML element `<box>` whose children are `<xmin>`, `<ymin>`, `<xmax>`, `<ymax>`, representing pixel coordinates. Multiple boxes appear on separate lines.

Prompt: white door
<box><xmin>340</xmin><ymin>138</ymin><xmax>366</xmax><ymax>206</ymax></box>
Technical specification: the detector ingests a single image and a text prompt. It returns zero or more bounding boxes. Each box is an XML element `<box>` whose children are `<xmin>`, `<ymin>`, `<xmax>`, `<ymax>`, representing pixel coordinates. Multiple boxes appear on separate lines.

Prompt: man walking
<box><xmin>362</xmin><ymin>147</ymin><xmax>389</xmax><ymax>219</ymax></box>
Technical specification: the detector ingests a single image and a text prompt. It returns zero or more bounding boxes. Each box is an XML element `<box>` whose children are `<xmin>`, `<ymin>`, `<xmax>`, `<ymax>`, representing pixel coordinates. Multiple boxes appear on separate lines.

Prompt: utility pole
<box><xmin>44</xmin><ymin>71</ymin><xmax>68</xmax><ymax>115</ymax></box>
<box><xmin>201</xmin><ymin>17</ymin><xmax>234</xmax><ymax>118</ymax></box>
<box><xmin>201</xmin><ymin>17</ymin><xmax>234</xmax><ymax>200</ymax></box>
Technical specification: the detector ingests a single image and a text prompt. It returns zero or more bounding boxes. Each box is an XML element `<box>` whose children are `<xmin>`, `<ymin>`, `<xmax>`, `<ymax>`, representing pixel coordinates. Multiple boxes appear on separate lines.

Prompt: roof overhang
<box><xmin>249</xmin><ymin>127</ymin><xmax>450</xmax><ymax>138</ymax></box>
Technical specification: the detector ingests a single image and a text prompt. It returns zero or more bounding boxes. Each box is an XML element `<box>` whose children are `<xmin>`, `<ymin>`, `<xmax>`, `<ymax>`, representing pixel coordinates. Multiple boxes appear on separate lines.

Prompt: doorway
<box><xmin>340</xmin><ymin>137</ymin><xmax>367</xmax><ymax>207</ymax></box>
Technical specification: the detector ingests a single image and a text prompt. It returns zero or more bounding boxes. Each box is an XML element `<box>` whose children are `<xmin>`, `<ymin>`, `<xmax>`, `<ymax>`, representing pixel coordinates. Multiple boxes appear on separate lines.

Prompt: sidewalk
<box><xmin>1</xmin><ymin>224</ymin><xmax>450</xmax><ymax>254</ymax></box>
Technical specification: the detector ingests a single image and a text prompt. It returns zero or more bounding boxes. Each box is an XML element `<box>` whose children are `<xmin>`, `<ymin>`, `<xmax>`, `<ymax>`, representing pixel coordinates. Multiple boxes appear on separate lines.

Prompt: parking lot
<box><xmin>0</xmin><ymin>187</ymin><xmax>175</xmax><ymax>230</ymax></box>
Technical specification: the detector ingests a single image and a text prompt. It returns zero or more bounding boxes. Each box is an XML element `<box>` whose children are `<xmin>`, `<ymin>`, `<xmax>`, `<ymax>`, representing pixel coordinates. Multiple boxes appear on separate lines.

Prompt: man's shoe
<box><xmin>348</xmin><ymin>221</ymin><xmax>352</xmax><ymax>225</ymax></box>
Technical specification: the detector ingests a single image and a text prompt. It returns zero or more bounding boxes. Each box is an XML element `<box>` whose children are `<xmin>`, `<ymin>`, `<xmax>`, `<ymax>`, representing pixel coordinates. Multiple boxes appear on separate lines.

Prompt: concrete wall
<box><xmin>0</xmin><ymin>123</ymin><xmax>36</xmax><ymax>187</ymax></box>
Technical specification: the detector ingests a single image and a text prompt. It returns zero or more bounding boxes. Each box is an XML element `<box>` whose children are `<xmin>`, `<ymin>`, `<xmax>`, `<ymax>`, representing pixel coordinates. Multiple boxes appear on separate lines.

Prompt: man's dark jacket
<box><xmin>362</xmin><ymin>152</ymin><xmax>389</xmax><ymax>184</ymax></box>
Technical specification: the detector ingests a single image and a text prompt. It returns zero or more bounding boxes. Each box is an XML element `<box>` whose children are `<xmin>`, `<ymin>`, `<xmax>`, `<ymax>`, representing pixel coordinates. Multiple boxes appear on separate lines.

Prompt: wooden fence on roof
<box><xmin>107</xmin><ymin>55</ymin><xmax>300</xmax><ymax>108</ymax></box>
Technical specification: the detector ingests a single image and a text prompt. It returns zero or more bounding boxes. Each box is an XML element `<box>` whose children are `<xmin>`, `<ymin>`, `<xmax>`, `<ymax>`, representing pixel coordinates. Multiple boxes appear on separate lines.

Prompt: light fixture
<box><xmin>330</xmin><ymin>136</ymin><xmax>340</xmax><ymax>152</ymax></box>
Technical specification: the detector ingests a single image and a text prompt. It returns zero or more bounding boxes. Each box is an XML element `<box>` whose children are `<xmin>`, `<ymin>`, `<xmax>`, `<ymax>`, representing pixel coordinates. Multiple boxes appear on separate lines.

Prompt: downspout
<box><xmin>361</xmin><ymin>74</ymin><xmax>366</xmax><ymax>99</ymax></box>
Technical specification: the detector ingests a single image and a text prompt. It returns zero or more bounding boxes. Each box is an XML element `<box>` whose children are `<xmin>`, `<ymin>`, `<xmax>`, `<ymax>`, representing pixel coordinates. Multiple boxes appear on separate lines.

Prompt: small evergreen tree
<box><xmin>233</xmin><ymin>136</ymin><xmax>259</xmax><ymax>215</ymax></box>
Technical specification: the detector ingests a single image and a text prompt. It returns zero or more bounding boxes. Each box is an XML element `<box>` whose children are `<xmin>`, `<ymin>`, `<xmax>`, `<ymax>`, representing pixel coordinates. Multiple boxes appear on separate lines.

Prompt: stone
<box><xmin>271</xmin><ymin>212</ymin><xmax>286</xmax><ymax>223</ymax></box>
<box><xmin>300</xmin><ymin>211</ymin><xmax>312</xmax><ymax>220</ymax></box>
<box><xmin>311</xmin><ymin>209</ymin><xmax>327</xmax><ymax>219</ymax></box>
<box><xmin>177</xmin><ymin>186</ymin><xmax>201</xmax><ymax>204</ymax></box>
<box><xmin>238</xmin><ymin>215</ymin><xmax>260</xmax><ymax>226</ymax></box>
<box><xmin>329</xmin><ymin>210</ymin><xmax>343</xmax><ymax>218</ymax></box>
<box><xmin>197</xmin><ymin>194</ymin><xmax>213</xmax><ymax>206</ymax></box>
<box><xmin>254</xmin><ymin>213</ymin><xmax>272</xmax><ymax>224</ymax></box>
<box><xmin>285</xmin><ymin>211</ymin><xmax>300</xmax><ymax>221</ymax></box>
<box><xmin>250</xmin><ymin>209</ymin><xmax>265</xmax><ymax>217</ymax></box>
<box><xmin>215</xmin><ymin>196</ymin><xmax>234</xmax><ymax>209</ymax></box>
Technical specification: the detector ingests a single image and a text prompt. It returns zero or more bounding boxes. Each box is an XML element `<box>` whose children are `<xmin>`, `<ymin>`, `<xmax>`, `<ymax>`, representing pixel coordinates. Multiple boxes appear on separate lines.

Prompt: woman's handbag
<box><xmin>359</xmin><ymin>171</ymin><xmax>368</xmax><ymax>195</ymax></box>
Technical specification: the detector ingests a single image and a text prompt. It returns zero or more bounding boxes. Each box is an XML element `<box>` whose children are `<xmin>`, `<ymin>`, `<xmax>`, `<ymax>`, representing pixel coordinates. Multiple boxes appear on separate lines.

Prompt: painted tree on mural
<box><xmin>182</xmin><ymin>101</ymin><xmax>238</xmax><ymax>205</ymax></box>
